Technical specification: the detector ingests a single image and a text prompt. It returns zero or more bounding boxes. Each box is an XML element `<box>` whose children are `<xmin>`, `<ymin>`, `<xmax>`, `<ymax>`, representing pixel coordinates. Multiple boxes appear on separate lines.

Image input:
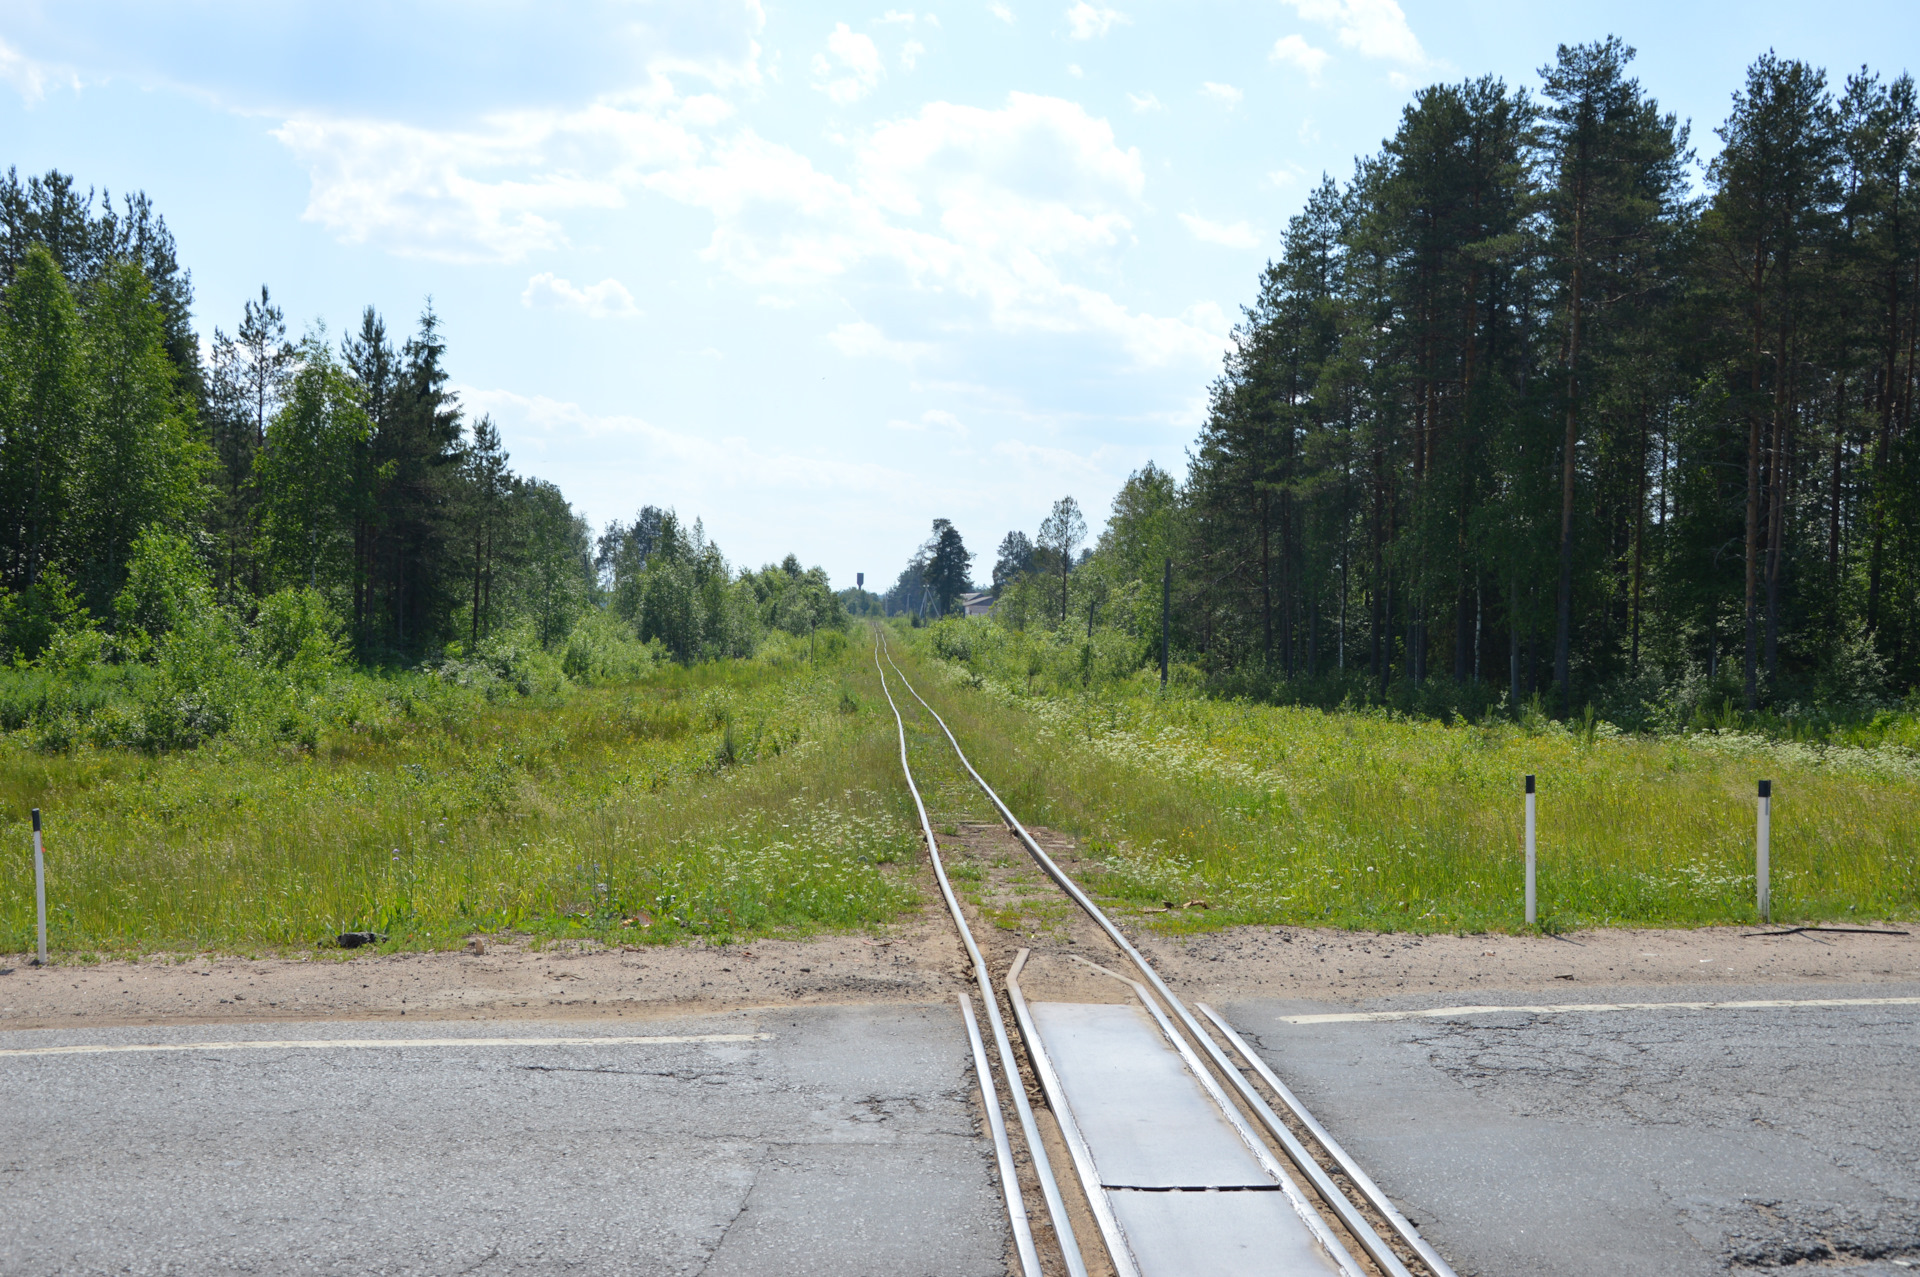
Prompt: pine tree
<box><xmin>1540</xmin><ymin>37</ymin><xmax>1690</xmax><ymax>707</ymax></box>
<box><xmin>921</xmin><ymin>519</ymin><xmax>974</xmax><ymax>616</ymax></box>
<box><xmin>207</xmin><ymin>287</ymin><xmax>292</xmax><ymax>597</ymax></box>
<box><xmin>1037</xmin><ymin>497</ymin><xmax>1086</xmax><ymax>625</ymax></box>
<box><xmin>1705</xmin><ymin>53</ymin><xmax>1840</xmax><ymax>707</ymax></box>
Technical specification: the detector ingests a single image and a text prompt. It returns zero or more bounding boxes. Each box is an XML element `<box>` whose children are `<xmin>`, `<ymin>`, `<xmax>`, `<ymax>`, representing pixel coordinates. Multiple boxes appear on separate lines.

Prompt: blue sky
<box><xmin>4</xmin><ymin>0</ymin><xmax>1915</xmax><ymax>590</ymax></box>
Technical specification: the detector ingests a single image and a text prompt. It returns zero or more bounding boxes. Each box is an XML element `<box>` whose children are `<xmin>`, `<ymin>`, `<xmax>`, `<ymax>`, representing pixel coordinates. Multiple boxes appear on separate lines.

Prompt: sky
<box><xmin>3</xmin><ymin>0</ymin><xmax>1916</xmax><ymax>592</ymax></box>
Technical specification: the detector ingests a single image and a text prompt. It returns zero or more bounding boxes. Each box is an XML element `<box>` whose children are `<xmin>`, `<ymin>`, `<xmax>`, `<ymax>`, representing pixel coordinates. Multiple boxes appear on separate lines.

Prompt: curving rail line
<box><xmin>871</xmin><ymin>628</ymin><xmax>1460</xmax><ymax>1277</ymax></box>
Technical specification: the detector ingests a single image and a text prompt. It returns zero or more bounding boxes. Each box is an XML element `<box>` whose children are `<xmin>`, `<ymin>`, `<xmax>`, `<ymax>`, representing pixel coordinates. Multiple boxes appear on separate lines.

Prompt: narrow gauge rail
<box><xmin>872</xmin><ymin>632</ymin><xmax>1460</xmax><ymax>1277</ymax></box>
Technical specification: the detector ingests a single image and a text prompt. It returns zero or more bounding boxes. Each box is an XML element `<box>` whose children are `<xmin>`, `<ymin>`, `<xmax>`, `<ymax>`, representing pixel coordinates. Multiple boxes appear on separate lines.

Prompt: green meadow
<box><xmin>0</xmin><ymin>633</ymin><xmax>924</xmax><ymax>956</ymax></box>
<box><xmin>896</xmin><ymin>623</ymin><xmax>1920</xmax><ymax>934</ymax></box>
<box><xmin>4</xmin><ymin>621</ymin><xmax>1915</xmax><ymax>958</ymax></box>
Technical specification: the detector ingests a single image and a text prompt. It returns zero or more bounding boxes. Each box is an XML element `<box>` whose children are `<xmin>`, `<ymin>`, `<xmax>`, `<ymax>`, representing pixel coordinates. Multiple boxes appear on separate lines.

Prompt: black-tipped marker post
<box><xmin>1524</xmin><ymin>775</ymin><xmax>1537</xmax><ymax>926</ymax></box>
<box><xmin>1757</xmin><ymin>779</ymin><xmax>1772</xmax><ymax>923</ymax></box>
<box><xmin>31</xmin><ymin>808</ymin><xmax>47</xmax><ymax>966</ymax></box>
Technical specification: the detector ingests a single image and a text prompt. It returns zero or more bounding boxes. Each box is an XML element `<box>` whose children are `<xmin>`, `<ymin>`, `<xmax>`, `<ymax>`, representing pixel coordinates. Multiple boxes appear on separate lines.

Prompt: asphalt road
<box><xmin>1226</xmin><ymin>980</ymin><xmax>1920</xmax><ymax>1277</ymax></box>
<box><xmin>8</xmin><ymin>982</ymin><xmax>1917</xmax><ymax>1277</ymax></box>
<box><xmin>0</xmin><ymin>1003</ymin><xmax>1006</xmax><ymax>1277</ymax></box>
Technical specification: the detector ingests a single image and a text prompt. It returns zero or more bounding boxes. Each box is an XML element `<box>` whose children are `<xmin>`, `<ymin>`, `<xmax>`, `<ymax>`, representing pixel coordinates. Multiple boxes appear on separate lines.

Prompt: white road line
<box><xmin>1278</xmin><ymin>997</ymin><xmax>1920</xmax><ymax>1025</ymax></box>
<box><xmin>0</xmin><ymin>1032</ymin><xmax>774</xmax><ymax>1059</ymax></box>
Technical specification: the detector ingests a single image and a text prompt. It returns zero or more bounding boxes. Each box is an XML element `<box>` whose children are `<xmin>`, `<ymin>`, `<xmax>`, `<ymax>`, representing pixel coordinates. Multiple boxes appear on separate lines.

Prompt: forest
<box><xmin>0</xmin><ymin>169</ymin><xmax>844</xmax><ymax>752</ymax></box>
<box><xmin>932</xmin><ymin>42</ymin><xmax>1920</xmax><ymax>731</ymax></box>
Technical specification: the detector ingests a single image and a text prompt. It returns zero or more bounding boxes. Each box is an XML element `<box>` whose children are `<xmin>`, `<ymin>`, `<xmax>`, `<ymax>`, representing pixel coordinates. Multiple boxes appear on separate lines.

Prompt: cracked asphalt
<box><xmin>1226</xmin><ymin>980</ymin><xmax>1920</xmax><ymax>1276</ymax></box>
<box><xmin>0</xmin><ymin>1003</ymin><xmax>1005</xmax><ymax>1276</ymax></box>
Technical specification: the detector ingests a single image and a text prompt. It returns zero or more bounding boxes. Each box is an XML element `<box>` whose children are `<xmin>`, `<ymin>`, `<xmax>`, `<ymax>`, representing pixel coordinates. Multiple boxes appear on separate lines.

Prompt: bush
<box><xmin>113</xmin><ymin>527</ymin><xmax>214</xmax><ymax>652</ymax></box>
<box><xmin>0</xmin><ymin>569</ymin><xmax>90</xmax><ymax>663</ymax></box>
<box><xmin>559</xmin><ymin>610</ymin><xmax>658</xmax><ymax>685</ymax></box>
<box><xmin>250</xmin><ymin>588</ymin><xmax>346</xmax><ymax>685</ymax></box>
<box><xmin>431</xmin><ymin>625</ymin><xmax>569</xmax><ymax>700</ymax></box>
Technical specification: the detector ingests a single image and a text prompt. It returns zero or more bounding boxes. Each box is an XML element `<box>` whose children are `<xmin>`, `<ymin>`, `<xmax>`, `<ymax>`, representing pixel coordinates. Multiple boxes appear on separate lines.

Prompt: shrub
<box><xmin>250</xmin><ymin>587</ymin><xmax>346</xmax><ymax>685</ymax></box>
<box><xmin>559</xmin><ymin>609</ymin><xmax>657</xmax><ymax>685</ymax></box>
<box><xmin>0</xmin><ymin>568</ymin><xmax>90</xmax><ymax>663</ymax></box>
<box><xmin>112</xmin><ymin>527</ymin><xmax>213</xmax><ymax>651</ymax></box>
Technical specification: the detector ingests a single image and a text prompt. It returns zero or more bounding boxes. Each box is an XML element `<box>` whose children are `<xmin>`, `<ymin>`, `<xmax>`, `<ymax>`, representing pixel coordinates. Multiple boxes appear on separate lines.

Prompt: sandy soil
<box><xmin>2</xmin><ymin>823</ymin><xmax>1912</xmax><ymax>1030</ymax></box>
<box><xmin>0</xmin><ymin>926</ymin><xmax>971</xmax><ymax>1032</ymax></box>
<box><xmin>932</xmin><ymin>820</ymin><xmax>1920</xmax><ymax>1006</ymax></box>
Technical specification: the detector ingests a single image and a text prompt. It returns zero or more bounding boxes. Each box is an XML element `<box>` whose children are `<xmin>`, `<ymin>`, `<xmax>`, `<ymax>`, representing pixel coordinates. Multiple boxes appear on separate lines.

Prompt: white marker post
<box><xmin>1524</xmin><ymin>775</ymin><xmax>1537</xmax><ymax>926</ymax></box>
<box><xmin>32</xmin><ymin>807</ymin><xmax>48</xmax><ymax>966</ymax></box>
<box><xmin>1756</xmin><ymin>779</ymin><xmax>1772</xmax><ymax>924</ymax></box>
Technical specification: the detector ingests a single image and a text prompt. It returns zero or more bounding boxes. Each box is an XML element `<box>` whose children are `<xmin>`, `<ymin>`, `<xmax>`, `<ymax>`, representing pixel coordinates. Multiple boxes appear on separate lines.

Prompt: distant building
<box><xmin>957</xmin><ymin>591</ymin><xmax>996</xmax><ymax>617</ymax></box>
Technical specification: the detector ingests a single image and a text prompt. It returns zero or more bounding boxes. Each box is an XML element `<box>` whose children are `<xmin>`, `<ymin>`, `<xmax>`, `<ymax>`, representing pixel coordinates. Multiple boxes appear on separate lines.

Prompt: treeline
<box><xmin>952</xmin><ymin>42</ymin><xmax>1920</xmax><ymax>728</ymax></box>
<box><xmin>0</xmin><ymin>167</ymin><xmax>846</xmax><ymax>744</ymax></box>
<box><xmin>1186</xmin><ymin>41</ymin><xmax>1920</xmax><ymax>715</ymax></box>
<box><xmin>1138</xmin><ymin>41</ymin><xmax>1916</xmax><ymax>721</ymax></box>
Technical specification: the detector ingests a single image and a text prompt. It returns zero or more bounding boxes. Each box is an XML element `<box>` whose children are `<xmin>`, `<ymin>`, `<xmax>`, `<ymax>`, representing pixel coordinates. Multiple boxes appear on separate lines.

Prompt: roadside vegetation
<box><xmin>872</xmin><ymin>40</ymin><xmax>1920</xmax><ymax>935</ymax></box>
<box><xmin>0</xmin><ymin>170</ymin><xmax>927</xmax><ymax>958</ymax></box>
<box><xmin>900</xmin><ymin>620</ymin><xmax>1920</xmax><ymax>934</ymax></box>
<box><xmin>0</xmin><ymin>633</ymin><xmax>924</xmax><ymax>956</ymax></box>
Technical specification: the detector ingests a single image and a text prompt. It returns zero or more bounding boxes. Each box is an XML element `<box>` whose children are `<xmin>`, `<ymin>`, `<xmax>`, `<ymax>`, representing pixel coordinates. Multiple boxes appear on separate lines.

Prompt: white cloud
<box><xmin>458</xmin><ymin>385</ymin><xmax>909</xmax><ymax>496</ymax></box>
<box><xmin>1064</xmin><ymin>3</ymin><xmax>1129</xmax><ymax>39</ymax></box>
<box><xmin>902</xmin><ymin>39</ymin><xmax>926</xmax><ymax>69</ymax></box>
<box><xmin>0</xmin><ymin>38</ymin><xmax>78</xmax><ymax>103</ymax></box>
<box><xmin>989</xmin><ymin>438</ymin><xmax>1105</xmax><ymax>478</ymax></box>
<box><xmin>812</xmin><ymin>23</ymin><xmax>883</xmax><ymax>104</ymax></box>
<box><xmin>1200</xmin><ymin>81</ymin><xmax>1243</xmax><ymax>106</ymax></box>
<box><xmin>1280</xmin><ymin>0</ymin><xmax>1424</xmax><ymax>64</ymax></box>
<box><xmin>279</xmin><ymin>80</ymin><xmax>1221</xmax><ymax>368</ymax></box>
<box><xmin>521</xmin><ymin>272</ymin><xmax>640</xmax><ymax>318</ymax></box>
<box><xmin>828</xmin><ymin>321</ymin><xmax>933</xmax><ymax>362</ymax></box>
<box><xmin>278</xmin><ymin>122</ymin><xmax>589</xmax><ymax>262</ymax></box>
<box><xmin>1067</xmin><ymin>63</ymin><xmax>1084</xmax><ymax>78</ymax></box>
<box><xmin>1178</xmin><ymin>213</ymin><xmax>1260</xmax><ymax>250</ymax></box>
<box><xmin>990</xmin><ymin>3</ymin><xmax>1016</xmax><ymax>22</ymax></box>
<box><xmin>1269</xmin><ymin>34</ymin><xmax>1331</xmax><ymax>81</ymax></box>
<box><xmin>1125</xmin><ymin>91</ymin><xmax>1162</xmax><ymax>113</ymax></box>
<box><xmin>887</xmin><ymin>408</ymin><xmax>969</xmax><ymax>438</ymax></box>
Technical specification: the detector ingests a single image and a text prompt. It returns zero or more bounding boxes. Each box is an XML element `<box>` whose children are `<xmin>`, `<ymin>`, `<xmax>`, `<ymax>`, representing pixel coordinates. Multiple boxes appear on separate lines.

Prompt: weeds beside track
<box><xmin>895</xmin><ymin>626</ymin><xmax>1920</xmax><ymax>933</ymax></box>
<box><xmin>0</xmin><ymin>638</ymin><xmax>925</xmax><ymax>956</ymax></box>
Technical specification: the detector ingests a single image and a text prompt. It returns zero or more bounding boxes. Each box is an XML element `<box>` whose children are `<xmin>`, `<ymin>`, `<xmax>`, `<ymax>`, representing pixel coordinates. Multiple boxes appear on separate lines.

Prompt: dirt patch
<box><xmin>0</xmin><ymin>917</ymin><xmax>972</xmax><ymax>1031</ymax></box>
<box><xmin>928</xmin><ymin>820</ymin><xmax>1920</xmax><ymax>1005</ymax></box>
<box><xmin>3</xmin><ymin>822</ymin><xmax>1911</xmax><ymax>1031</ymax></box>
<box><xmin>1136</xmin><ymin>915</ymin><xmax>1920</xmax><ymax>1004</ymax></box>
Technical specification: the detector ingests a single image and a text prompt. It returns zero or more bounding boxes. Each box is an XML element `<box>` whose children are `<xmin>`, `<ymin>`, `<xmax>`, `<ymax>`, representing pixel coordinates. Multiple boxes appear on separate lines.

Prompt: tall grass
<box><xmin>0</xmin><ymin>632</ymin><xmax>923</xmax><ymax>955</ymax></box>
<box><xmin>899</xmin><ymin>623</ymin><xmax>1920</xmax><ymax>932</ymax></box>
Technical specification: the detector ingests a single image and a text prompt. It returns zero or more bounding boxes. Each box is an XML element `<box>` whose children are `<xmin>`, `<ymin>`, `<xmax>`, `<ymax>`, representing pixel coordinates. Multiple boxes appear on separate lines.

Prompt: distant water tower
<box><xmin>857</xmin><ymin>573</ymin><xmax>864</xmax><ymax>588</ymax></box>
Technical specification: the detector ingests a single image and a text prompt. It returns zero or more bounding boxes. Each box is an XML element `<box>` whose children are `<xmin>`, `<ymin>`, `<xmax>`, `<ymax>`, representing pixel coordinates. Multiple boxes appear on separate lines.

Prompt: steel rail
<box><xmin>1198</xmin><ymin>1003</ymin><xmax>1460</xmax><ymax>1277</ymax></box>
<box><xmin>1007</xmin><ymin>949</ymin><xmax>1143</xmax><ymax>1277</ymax></box>
<box><xmin>879</xmin><ymin>637</ymin><xmax>1440</xmax><ymax>1277</ymax></box>
<box><xmin>871</xmin><ymin>634</ymin><xmax>1085</xmax><ymax>1277</ymax></box>
<box><xmin>1065</xmin><ymin>956</ymin><xmax>1367</xmax><ymax>1277</ymax></box>
<box><xmin>956</xmin><ymin>990</ymin><xmax>1036</xmax><ymax>1275</ymax></box>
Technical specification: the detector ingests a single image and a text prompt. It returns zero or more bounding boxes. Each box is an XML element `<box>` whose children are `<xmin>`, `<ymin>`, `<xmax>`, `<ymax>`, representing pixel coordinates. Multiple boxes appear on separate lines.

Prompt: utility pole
<box><xmin>1160</xmin><ymin>558</ymin><xmax>1171</xmax><ymax>689</ymax></box>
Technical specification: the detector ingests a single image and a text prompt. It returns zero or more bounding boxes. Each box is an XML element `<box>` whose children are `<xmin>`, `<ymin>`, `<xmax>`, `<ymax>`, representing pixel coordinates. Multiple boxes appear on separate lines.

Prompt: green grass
<box><xmin>1</xmin><ymin>634</ymin><xmax>925</xmax><ymax>956</ymax></box>
<box><xmin>896</xmin><ymin>624</ymin><xmax>1920</xmax><ymax>933</ymax></box>
<box><xmin>10</xmin><ymin>611</ymin><xmax>1913</xmax><ymax>960</ymax></box>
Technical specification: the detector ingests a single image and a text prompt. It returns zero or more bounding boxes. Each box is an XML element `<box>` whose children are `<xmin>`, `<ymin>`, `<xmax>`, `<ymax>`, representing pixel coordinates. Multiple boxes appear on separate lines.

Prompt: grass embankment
<box><xmin>894</xmin><ymin>624</ymin><xmax>1920</xmax><ymax>933</ymax></box>
<box><xmin>1</xmin><ymin>634</ymin><xmax>924</xmax><ymax>956</ymax></box>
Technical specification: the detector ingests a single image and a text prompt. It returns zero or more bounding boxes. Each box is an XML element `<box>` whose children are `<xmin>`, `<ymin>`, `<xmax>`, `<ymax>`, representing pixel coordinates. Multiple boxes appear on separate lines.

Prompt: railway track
<box><xmin>872</xmin><ymin>631</ymin><xmax>1460</xmax><ymax>1277</ymax></box>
